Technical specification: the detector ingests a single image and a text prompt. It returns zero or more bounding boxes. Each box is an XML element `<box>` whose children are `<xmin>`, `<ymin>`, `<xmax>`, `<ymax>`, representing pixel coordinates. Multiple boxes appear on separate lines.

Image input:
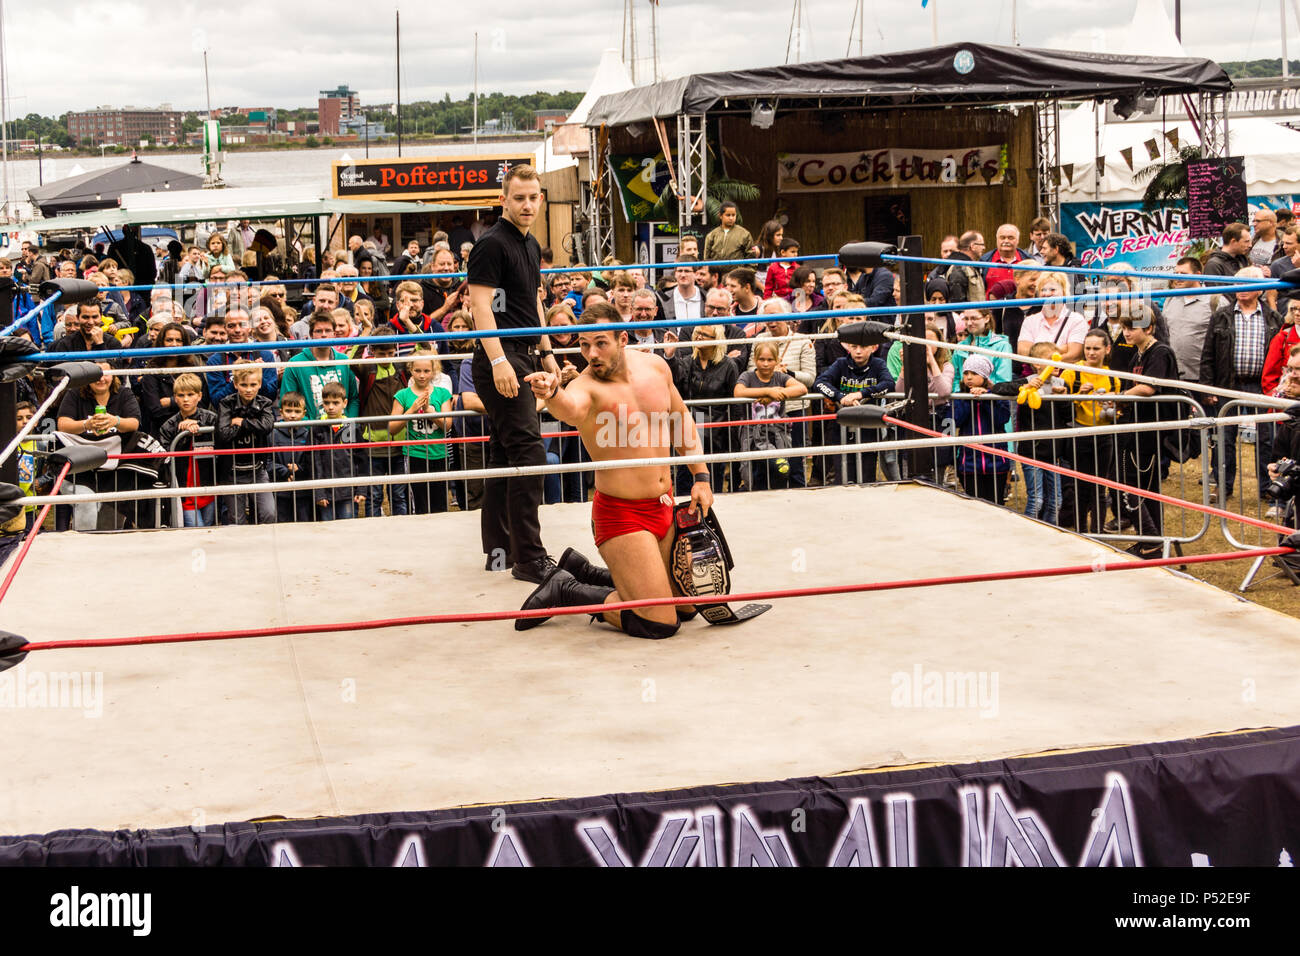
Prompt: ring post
<box><xmin>898</xmin><ymin>235</ymin><xmax>929</xmax><ymax>478</ymax></box>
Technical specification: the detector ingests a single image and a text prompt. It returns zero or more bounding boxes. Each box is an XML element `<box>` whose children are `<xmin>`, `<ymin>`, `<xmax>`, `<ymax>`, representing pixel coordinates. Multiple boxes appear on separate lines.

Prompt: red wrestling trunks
<box><xmin>591</xmin><ymin>490</ymin><xmax>675</xmax><ymax>546</ymax></box>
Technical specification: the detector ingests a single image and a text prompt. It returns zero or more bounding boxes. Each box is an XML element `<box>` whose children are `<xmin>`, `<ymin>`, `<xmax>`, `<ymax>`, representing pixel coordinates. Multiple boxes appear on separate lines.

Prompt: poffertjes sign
<box><xmin>777</xmin><ymin>146</ymin><xmax>1005</xmax><ymax>193</ymax></box>
<box><xmin>331</xmin><ymin>154</ymin><xmax>535</xmax><ymax>201</ymax></box>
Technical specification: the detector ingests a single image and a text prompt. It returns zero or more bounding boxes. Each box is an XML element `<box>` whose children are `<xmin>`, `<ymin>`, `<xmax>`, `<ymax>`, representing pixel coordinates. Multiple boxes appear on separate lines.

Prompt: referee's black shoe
<box><xmin>511</xmin><ymin>555</ymin><xmax>559</xmax><ymax>584</ymax></box>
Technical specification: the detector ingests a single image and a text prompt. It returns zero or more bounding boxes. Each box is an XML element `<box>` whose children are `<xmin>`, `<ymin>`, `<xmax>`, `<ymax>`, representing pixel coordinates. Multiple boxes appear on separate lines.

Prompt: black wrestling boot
<box><xmin>516</xmin><ymin>568</ymin><xmax>615</xmax><ymax>631</ymax></box>
<box><xmin>559</xmin><ymin>547</ymin><xmax>615</xmax><ymax>589</ymax></box>
<box><xmin>511</xmin><ymin>554</ymin><xmax>559</xmax><ymax>584</ymax></box>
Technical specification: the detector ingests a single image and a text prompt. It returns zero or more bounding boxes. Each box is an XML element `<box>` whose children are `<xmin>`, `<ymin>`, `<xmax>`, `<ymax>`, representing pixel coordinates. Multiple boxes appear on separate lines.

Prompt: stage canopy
<box><xmin>585</xmin><ymin>41</ymin><xmax>1232</xmax><ymax>125</ymax></box>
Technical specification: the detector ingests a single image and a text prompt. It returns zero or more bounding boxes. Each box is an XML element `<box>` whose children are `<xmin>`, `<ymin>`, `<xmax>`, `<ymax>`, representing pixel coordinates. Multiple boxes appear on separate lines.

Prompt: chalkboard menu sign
<box><xmin>1186</xmin><ymin>156</ymin><xmax>1247</xmax><ymax>239</ymax></box>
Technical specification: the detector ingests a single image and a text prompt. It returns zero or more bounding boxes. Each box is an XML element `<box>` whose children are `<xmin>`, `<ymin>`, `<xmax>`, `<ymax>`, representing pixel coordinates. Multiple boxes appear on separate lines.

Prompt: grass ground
<box><xmin>1003</xmin><ymin>443</ymin><xmax>1300</xmax><ymax>620</ymax></box>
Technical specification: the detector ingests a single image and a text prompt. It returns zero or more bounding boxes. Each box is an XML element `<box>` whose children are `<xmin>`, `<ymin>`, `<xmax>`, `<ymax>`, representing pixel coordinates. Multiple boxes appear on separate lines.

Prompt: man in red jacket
<box><xmin>983</xmin><ymin>223</ymin><xmax>1028</xmax><ymax>289</ymax></box>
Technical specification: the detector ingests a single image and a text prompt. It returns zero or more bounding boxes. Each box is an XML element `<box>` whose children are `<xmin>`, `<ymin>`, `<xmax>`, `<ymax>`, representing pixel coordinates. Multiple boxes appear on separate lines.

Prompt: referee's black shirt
<box><xmin>466</xmin><ymin>217</ymin><xmax>542</xmax><ymax>346</ymax></box>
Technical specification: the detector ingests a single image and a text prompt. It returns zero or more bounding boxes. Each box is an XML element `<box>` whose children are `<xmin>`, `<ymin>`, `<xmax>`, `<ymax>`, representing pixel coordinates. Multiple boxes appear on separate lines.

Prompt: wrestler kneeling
<box><xmin>517</xmin><ymin>302</ymin><xmax>711</xmax><ymax>639</ymax></box>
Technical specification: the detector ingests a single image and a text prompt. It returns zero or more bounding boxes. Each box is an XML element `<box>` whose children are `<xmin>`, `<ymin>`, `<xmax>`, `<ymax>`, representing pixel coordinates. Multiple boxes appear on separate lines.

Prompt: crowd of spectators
<box><xmin>8</xmin><ymin>209</ymin><xmax>1300</xmax><ymax>554</ymax></box>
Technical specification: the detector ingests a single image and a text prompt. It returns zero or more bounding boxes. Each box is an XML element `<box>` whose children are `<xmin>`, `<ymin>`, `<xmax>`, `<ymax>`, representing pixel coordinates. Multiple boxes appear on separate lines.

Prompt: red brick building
<box><xmin>318</xmin><ymin>85</ymin><xmax>359</xmax><ymax>136</ymax></box>
<box><xmin>67</xmin><ymin>106</ymin><xmax>183</xmax><ymax>147</ymax></box>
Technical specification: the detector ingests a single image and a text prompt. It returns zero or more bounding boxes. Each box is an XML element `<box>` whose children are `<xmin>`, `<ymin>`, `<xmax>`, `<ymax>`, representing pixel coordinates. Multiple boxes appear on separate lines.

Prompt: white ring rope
<box><xmin>0</xmin><ymin>377</ymin><xmax>68</xmax><ymax>465</ymax></box>
<box><xmin>22</xmin><ymin>412</ymin><xmax>1289</xmax><ymax>508</ymax></box>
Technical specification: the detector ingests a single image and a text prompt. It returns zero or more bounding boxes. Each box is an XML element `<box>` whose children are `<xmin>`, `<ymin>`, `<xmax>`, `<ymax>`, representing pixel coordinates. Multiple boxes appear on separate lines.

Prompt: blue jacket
<box><xmin>952</xmin><ymin>396</ymin><xmax>1012</xmax><ymax>474</ymax></box>
<box><xmin>814</xmin><ymin>354</ymin><xmax>895</xmax><ymax>403</ymax></box>
<box><xmin>205</xmin><ymin>348</ymin><xmax>279</xmax><ymax>404</ymax></box>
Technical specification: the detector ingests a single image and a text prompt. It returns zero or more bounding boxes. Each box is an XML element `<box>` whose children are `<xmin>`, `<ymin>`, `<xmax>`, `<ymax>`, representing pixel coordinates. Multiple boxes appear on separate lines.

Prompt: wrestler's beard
<box><xmin>587</xmin><ymin>352</ymin><xmax>625</xmax><ymax>380</ymax></box>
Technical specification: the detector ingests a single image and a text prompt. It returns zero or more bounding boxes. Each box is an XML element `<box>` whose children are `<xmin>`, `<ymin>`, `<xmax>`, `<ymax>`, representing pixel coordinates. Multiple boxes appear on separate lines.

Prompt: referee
<box><xmin>467</xmin><ymin>164</ymin><xmax>561</xmax><ymax>582</ymax></box>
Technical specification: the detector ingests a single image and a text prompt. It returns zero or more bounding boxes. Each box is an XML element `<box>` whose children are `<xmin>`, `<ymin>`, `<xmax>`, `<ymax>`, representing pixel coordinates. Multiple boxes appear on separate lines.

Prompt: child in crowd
<box><xmin>270</xmin><ymin>391</ymin><xmax>314</xmax><ymax>523</ymax></box>
<box><xmin>157</xmin><ymin>373</ymin><xmax>218</xmax><ymax>527</ymax></box>
<box><xmin>991</xmin><ymin>341</ymin><xmax>1068</xmax><ymax>525</ymax></box>
<box><xmin>308</xmin><ymin>380</ymin><xmax>367</xmax><ymax>521</ymax></box>
<box><xmin>763</xmin><ymin>237</ymin><xmax>801</xmax><ymax>300</ymax></box>
<box><xmin>14</xmin><ymin>402</ymin><xmax>36</xmax><ymax>532</ymax></box>
<box><xmin>1057</xmin><ymin>328</ymin><xmax>1121</xmax><ymax>532</ymax></box>
<box><xmin>734</xmin><ymin>339</ymin><xmax>808</xmax><ymax>490</ymax></box>
<box><xmin>951</xmin><ymin>355</ymin><xmax>1013</xmax><ymax>504</ymax></box>
<box><xmin>814</xmin><ymin>338</ymin><xmax>895</xmax><ymax>484</ymax></box>
<box><xmin>389</xmin><ymin>350</ymin><xmax>454</xmax><ymax>515</ymax></box>
<box><xmin>351</xmin><ymin>326</ymin><xmax>409</xmax><ymax>518</ymax></box>
<box><xmin>215</xmin><ymin>362</ymin><xmax>277</xmax><ymax>525</ymax></box>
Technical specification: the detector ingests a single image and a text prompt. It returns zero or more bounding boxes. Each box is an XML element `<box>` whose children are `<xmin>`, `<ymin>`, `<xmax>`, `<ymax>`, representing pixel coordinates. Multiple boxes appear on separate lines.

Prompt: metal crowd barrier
<box><xmin>1212</xmin><ymin>398</ymin><xmax>1299</xmax><ymax>591</ymax></box>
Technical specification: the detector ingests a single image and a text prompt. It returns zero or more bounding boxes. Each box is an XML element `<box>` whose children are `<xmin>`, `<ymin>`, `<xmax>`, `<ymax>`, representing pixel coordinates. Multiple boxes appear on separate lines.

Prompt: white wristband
<box><xmin>490</xmin><ymin>356</ymin><xmax>508</xmax><ymax>367</ymax></box>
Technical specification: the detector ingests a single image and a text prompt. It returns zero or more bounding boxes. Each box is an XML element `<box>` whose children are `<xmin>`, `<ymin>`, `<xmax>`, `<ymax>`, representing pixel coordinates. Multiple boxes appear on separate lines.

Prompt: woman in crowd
<box><xmin>671</xmin><ymin>322</ymin><xmax>741</xmax><ymax>492</ymax></box>
<box><xmin>787</xmin><ymin>266</ymin><xmax>825</xmax><ymax>327</ymax></box>
<box><xmin>754</xmin><ymin>219</ymin><xmax>784</xmax><ymax>289</ymax></box>
<box><xmin>137</xmin><ymin>322</ymin><xmax>203</xmax><ymax>437</ymax></box>
<box><xmin>56</xmin><ymin>360</ymin><xmax>155</xmax><ymax>529</ymax></box>
<box><xmin>298</xmin><ymin>245</ymin><xmax>318</xmax><ymax>293</ymax></box>
<box><xmin>893</xmin><ymin>327</ymin><xmax>957</xmax><ymax>482</ymax></box>
<box><xmin>358</xmin><ymin>257</ymin><xmax>390</xmax><ymax>316</ymax></box>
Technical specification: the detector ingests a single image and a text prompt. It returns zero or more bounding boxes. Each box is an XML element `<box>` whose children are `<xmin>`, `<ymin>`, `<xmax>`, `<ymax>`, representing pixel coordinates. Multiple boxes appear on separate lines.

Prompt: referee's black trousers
<box><xmin>472</xmin><ymin>346</ymin><xmax>548</xmax><ymax>566</ymax></box>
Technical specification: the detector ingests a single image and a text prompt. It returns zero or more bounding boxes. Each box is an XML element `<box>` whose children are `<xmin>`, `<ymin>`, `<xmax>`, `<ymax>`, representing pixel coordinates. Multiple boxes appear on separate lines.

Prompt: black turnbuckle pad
<box><xmin>837</xmin><ymin>321</ymin><xmax>893</xmax><ymax>347</ymax></box>
<box><xmin>0</xmin><ymin>631</ymin><xmax>30</xmax><ymax>673</ymax></box>
<box><xmin>837</xmin><ymin>241</ymin><xmax>897</xmax><ymax>269</ymax></box>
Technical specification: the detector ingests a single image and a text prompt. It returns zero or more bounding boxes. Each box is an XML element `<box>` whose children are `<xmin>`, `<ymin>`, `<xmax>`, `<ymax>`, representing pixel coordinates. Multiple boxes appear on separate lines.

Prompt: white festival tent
<box><xmin>1055</xmin><ymin>0</ymin><xmax>1300</xmax><ymax>203</ymax></box>
<box><xmin>1057</xmin><ymin>101</ymin><xmax>1300</xmax><ymax>203</ymax></box>
<box><xmin>551</xmin><ymin>48</ymin><xmax>634</xmax><ymax>156</ymax></box>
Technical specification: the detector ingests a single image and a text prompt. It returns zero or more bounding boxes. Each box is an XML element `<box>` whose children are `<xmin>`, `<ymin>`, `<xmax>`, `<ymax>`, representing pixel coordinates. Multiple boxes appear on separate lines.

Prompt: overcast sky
<box><xmin>5</xmin><ymin>0</ymin><xmax>1293</xmax><ymax>116</ymax></box>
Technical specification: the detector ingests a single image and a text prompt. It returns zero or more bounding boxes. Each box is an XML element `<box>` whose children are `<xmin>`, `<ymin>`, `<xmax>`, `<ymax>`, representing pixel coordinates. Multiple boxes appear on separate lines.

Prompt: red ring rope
<box><xmin>884</xmin><ymin>415</ymin><xmax>1296</xmax><ymax>537</ymax></box>
<box><xmin>0</xmin><ymin>462</ymin><xmax>71</xmax><ymax>606</ymax></box>
<box><xmin>15</xmin><ymin>545</ymin><xmax>1291</xmax><ymax>655</ymax></box>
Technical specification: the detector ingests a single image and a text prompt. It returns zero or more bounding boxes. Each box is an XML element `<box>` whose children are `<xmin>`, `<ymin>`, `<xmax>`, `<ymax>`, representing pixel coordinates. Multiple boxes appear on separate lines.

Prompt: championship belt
<box><xmin>670</xmin><ymin>504</ymin><xmax>771</xmax><ymax>624</ymax></box>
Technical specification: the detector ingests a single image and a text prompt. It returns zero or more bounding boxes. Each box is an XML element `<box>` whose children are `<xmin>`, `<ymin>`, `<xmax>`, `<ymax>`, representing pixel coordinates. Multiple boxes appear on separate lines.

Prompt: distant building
<box><xmin>533</xmin><ymin>109</ymin><xmax>569</xmax><ymax>131</ymax></box>
<box><xmin>318</xmin><ymin>85</ymin><xmax>359</xmax><ymax>137</ymax></box>
<box><xmin>67</xmin><ymin>105</ymin><xmax>183</xmax><ymax>147</ymax></box>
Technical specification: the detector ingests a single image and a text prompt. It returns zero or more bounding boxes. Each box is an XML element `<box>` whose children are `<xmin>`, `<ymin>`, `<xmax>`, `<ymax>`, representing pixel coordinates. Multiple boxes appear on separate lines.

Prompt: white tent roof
<box><xmin>553</xmin><ymin>48</ymin><xmax>634</xmax><ymax>155</ymax></box>
<box><xmin>1059</xmin><ymin>100</ymin><xmax>1300</xmax><ymax>202</ymax></box>
<box><xmin>1049</xmin><ymin>0</ymin><xmax>1186</xmax><ymax>58</ymax></box>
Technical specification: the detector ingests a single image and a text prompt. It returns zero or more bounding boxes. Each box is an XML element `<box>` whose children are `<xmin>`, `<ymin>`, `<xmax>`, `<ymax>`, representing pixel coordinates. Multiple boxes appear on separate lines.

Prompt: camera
<box><xmin>1264</xmin><ymin>458</ymin><xmax>1300</xmax><ymax>500</ymax></box>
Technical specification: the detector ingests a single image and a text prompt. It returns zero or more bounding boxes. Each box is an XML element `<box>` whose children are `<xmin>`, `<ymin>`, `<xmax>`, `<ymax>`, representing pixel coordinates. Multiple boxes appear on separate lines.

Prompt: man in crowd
<box><xmin>205</xmin><ymin>308</ymin><xmax>279</xmax><ymax>404</ymax></box>
<box><xmin>1199</xmin><ymin>266</ymin><xmax>1281</xmax><ymax>504</ymax></box>
<box><xmin>926</xmin><ymin>234</ymin><xmax>959</xmax><ymax>282</ymax></box>
<box><xmin>724</xmin><ymin>268</ymin><xmax>762</xmax><ymax>320</ymax></box>
<box><xmin>50</xmin><ymin>300</ymin><xmax>111</xmax><ymax>353</ymax></box>
<box><xmin>419</xmin><ymin>246</ymin><xmax>462</xmax><ymax>321</ymax></box>
<box><xmin>1250</xmin><ymin>208</ymin><xmax>1281</xmax><ymax>270</ymax></box>
<box><xmin>657</xmin><ymin>255</ymin><xmax>704</xmax><ymax>341</ymax></box>
<box><xmin>982</xmin><ymin>223</ymin><xmax>1029</xmax><ymax>288</ymax></box>
<box><xmin>1163</xmin><ymin>257</ymin><xmax>1213</xmax><ymax>384</ymax></box>
<box><xmin>291</xmin><ymin>285</ymin><xmax>340</xmax><ymax>339</ymax></box>
<box><xmin>944</xmin><ymin>231</ymin><xmax>987</xmax><ymax>303</ymax></box>
<box><xmin>1027</xmin><ymin>217</ymin><xmax>1052</xmax><ymax>262</ymax></box>
<box><xmin>1268</xmin><ymin>225</ymin><xmax>1300</xmax><ymax>315</ymax></box>
<box><xmin>1204</xmin><ymin>223</ymin><xmax>1252</xmax><ymax>277</ymax></box>
<box><xmin>610</xmin><ymin>273</ymin><xmax>637</xmax><ymax>322</ymax></box>
<box><xmin>280</xmin><ymin>310</ymin><xmax>361</xmax><ymax>420</ymax></box>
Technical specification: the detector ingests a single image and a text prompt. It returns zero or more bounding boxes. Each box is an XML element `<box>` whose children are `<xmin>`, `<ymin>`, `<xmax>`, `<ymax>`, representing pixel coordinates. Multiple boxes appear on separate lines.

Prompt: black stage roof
<box><xmin>586</xmin><ymin>42</ymin><xmax>1232</xmax><ymax>125</ymax></box>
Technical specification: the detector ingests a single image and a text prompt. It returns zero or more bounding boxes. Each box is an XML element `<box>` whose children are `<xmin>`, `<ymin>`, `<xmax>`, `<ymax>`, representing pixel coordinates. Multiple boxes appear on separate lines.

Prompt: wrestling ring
<box><xmin>1</xmin><ymin>245</ymin><xmax>1299</xmax><ymax>867</ymax></box>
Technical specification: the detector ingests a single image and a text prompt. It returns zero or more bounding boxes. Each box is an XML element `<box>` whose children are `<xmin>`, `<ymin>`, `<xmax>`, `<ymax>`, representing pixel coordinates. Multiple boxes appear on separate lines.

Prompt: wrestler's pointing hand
<box><xmin>524</xmin><ymin>370</ymin><xmax>559</xmax><ymax>401</ymax></box>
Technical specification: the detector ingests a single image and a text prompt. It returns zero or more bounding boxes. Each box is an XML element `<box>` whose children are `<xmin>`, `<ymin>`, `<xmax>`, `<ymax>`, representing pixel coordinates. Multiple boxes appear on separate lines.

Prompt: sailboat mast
<box><xmin>396</xmin><ymin>10</ymin><xmax>403</xmax><ymax>156</ymax></box>
<box><xmin>0</xmin><ymin>0</ymin><xmax>10</xmax><ymax>222</ymax></box>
